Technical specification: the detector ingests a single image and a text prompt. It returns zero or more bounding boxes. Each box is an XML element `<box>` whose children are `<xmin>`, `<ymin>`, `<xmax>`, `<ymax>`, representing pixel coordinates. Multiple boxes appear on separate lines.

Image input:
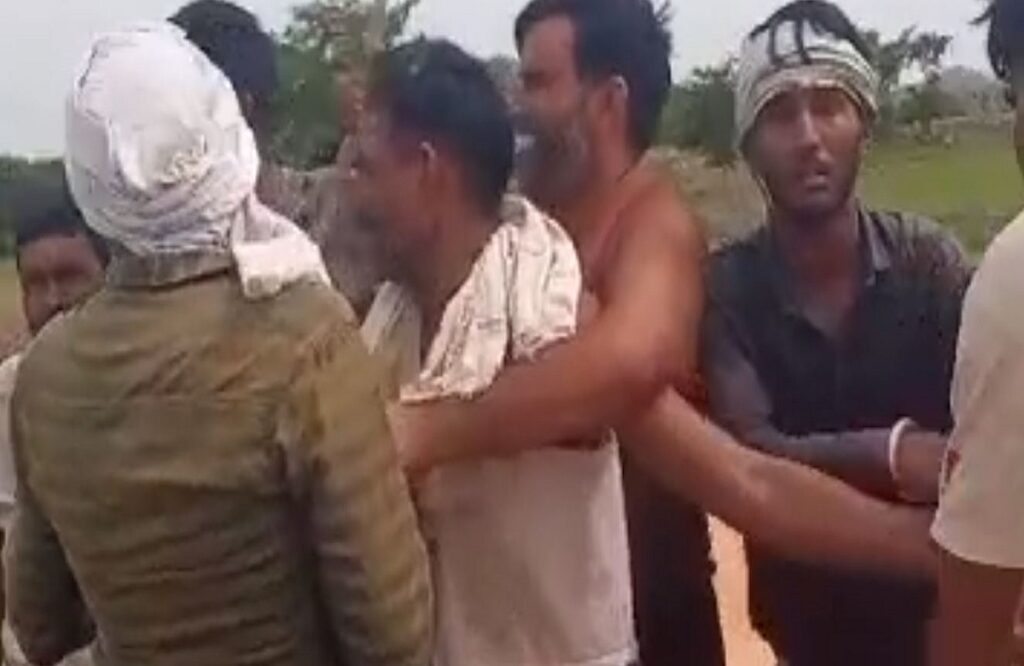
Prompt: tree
<box><xmin>862</xmin><ymin>28</ymin><xmax>953</xmax><ymax>137</ymax></box>
<box><xmin>272</xmin><ymin>0</ymin><xmax>421</xmax><ymax>168</ymax></box>
<box><xmin>659</xmin><ymin>60</ymin><xmax>737</xmax><ymax>167</ymax></box>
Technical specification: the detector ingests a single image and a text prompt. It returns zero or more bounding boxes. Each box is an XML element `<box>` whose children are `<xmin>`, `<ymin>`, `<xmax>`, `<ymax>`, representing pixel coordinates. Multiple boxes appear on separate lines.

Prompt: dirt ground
<box><xmin>711</xmin><ymin>520</ymin><xmax>775</xmax><ymax>665</ymax></box>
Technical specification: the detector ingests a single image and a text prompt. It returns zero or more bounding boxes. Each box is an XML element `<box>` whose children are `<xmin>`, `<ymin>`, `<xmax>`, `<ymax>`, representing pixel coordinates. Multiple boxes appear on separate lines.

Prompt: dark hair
<box><xmin>976</xmin><ymin>0</ymin><xmax>1024</xmax><ymax>82</ymax></box>
<box><xmin>514</xmin><ymin>0</ymin><xmax>672</xmax><ymax>153</ymax></box>
<box><xmin>750</xmin><ymin>0</ymin><xmax>872</xmax><ymax>67</ymax></box>
<box><xmin>15</xmin><ymin>181</ymin><xmax>109</xmax><ymax>266</ymax></box>
<box><xmin>369</xmin><ymin>38</ymin><xmax>514</xmax><ymax>214</ymax></box>
<box><xmin>170</xmin><ymin>1</ymin><xmax>279</xmax><ymax>107</ymax></box>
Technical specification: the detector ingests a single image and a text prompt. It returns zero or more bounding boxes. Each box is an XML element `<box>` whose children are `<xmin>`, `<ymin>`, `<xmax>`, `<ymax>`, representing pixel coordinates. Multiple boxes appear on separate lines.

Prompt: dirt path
<box><xmin>711</xmin><ymin>520</ymin><xmax>775</xmax><ymax>665</ymax></box>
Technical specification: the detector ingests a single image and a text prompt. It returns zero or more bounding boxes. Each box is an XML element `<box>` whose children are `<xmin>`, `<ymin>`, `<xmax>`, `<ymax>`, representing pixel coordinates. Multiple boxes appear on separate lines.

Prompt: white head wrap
<box><xmin>735</xmin><ymin>18</ymin><xmax>880</xmax><ymax>148</ymax></box>
<box><xmin>65</xmin><ymin>23</ymin><xmax>329</xmax><ymax>299</ymax></box>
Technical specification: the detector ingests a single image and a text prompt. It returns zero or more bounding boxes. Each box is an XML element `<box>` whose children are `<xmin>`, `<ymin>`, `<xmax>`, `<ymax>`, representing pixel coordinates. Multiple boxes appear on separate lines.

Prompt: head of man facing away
<box><xmin>170</xmin><ymin>0</ymin><xmax>279</xmax><ymax>151</ymax></box>
<box><xmin>978</xmin><ymin>0</ymin><xmax>1024</xmax><ymax>178</ymax></box>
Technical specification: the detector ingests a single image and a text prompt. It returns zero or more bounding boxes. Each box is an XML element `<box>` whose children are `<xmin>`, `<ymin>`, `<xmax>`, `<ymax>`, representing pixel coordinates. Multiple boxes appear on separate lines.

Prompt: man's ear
<box><xmin>600</xmin><ymin>75</ymin><xmax>631</xmax><ymax>136</ymax></box>
<box><xmin>418</xmin><ymin>141</ymin><xmax>443</xmax><ymax>192</ymax></box>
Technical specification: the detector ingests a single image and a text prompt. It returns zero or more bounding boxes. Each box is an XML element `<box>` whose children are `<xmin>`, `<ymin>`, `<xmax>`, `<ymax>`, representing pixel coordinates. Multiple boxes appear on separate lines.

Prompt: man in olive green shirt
<box><xmin>7</xmin><ymin>24</ymin><xmax>431</xmax><ymax>666</ymax></box>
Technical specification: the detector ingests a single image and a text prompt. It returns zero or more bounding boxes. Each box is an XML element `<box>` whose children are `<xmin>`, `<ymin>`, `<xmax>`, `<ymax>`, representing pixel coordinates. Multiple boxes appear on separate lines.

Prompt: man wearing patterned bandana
<box><xmin>703</xmin><ymin>1</ymin><xmax>972</xmax><ymax>664</ymax></box>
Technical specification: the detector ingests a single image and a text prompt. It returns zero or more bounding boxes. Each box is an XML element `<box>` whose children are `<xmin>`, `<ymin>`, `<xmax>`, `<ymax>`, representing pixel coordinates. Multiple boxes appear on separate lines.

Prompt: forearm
<box><xmin>623</xmin><ymin>391</ymin><xmax>936</xmax><ymax>580</ymax></box>
<box><xmin>404</xmin><ymin>336</ymin><xmax>663</xmax><ymax>472</ymax></box>
<box><xmin>737</xmin><ymin>424</ymin><xmax>895</xmax><ymax>498</ymax></box>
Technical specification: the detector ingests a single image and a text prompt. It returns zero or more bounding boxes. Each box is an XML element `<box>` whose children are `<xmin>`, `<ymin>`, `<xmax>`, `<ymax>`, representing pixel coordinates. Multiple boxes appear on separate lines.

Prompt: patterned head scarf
<box><xmin>734</xmin><ymin>8</ymin><xmax>880</xmax><ymax>150</ymax></box>
<box><xmin>65</xmin><ymin>22</ymin><xmax>328</xmax><ymax>299</ymax></box>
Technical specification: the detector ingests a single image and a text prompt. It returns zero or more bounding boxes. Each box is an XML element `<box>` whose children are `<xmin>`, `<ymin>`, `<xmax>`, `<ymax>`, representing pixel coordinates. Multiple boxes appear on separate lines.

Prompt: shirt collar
<box><xmin>107</xmin><ymin>249</ymin><xmax>234</xmax><ymax>289</ymax></box>
<box><xmin>760</xmin><ymin>205</ymin><xmax>893</xmax><ymax>313</ymax></box>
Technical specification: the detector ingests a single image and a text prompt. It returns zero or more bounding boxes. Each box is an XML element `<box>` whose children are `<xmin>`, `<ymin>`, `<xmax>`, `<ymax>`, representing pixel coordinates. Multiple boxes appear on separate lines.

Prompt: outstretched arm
<box><xmin>621</xmin><ymin>389</ymin><xmax>936</xmax><ymax>579</ymax></box>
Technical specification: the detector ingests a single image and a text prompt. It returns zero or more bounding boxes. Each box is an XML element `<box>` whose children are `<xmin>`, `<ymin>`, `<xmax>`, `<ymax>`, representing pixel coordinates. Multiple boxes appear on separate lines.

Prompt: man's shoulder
<box><xmin>707</xmin><ymin>228</ymin><xmax>770</xmax><ymax>302</ymax></box>
<box><xmin>967</xmin><ymin>211</ymin><xmax>1024</xmax><ymax>309</ymax></box>
<box><xmin>254</xmin><ymin>280</ymin><xmax>361</xmax><ymax>348</ymax></box>
<box><xmin>866</xmin><ymin>208</ymin><xmax>967</xmax><ymax>265</ymax></box>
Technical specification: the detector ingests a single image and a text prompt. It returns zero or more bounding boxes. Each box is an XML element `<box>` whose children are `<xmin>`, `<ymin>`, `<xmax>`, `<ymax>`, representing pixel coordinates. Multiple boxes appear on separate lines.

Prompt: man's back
<box><xmin>9</xmin><ymin>259</ymin><xmax>432</xmax><ymax>666</ymax></box>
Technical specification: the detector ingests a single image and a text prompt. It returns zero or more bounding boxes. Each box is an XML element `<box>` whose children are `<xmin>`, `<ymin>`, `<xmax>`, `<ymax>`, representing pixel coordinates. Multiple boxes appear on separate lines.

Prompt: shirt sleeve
<box><xmin>933</xmin><ymin>222</ymin><xmax>1024</xmax><ymax>568</ymax></box>
<box><xmin>279</xmin><ymin>315</ymin><xmax>433</xmax><ymax>666</ymax></box>
<box><xmin>8</xmin><ymin>405</ymin><xmax>93</xmax><ymax>665</ymax></box>
<box><xmin>702</xmin><ymin>304</ymin><xmax>896</xmax><ymax>497</ymax></box>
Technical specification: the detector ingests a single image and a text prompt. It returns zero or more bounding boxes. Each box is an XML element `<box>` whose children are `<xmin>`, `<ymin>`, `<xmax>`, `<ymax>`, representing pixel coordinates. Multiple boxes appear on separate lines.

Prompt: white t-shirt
<box><xmin>933</xmin><ymin>211</ymin><xmax>1024</xmax><ymax>567</ymax></box>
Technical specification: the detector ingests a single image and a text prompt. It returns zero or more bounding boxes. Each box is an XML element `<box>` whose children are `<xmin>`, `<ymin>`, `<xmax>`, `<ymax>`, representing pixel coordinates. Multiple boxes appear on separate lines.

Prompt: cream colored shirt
<box><xmin>362</xmin><ymin>197</ymin><xmax>636</xmax><ymax>666</ymax></box>
<box><xmin>933</xmin><ymin>211</ymin><xmax>1024</xmax><ymax>567</ymax></box>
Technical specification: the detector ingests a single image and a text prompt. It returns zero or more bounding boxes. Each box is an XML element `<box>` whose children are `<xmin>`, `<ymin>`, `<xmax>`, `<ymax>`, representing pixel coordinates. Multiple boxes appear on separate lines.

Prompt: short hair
<box><xmin>15</xmin><ymin>181</ymin><xmax>109</xmax><ymax>265</ymax></box>
<box><xmin>369</xmin><ymin>38</ymin><xmax>514</xmax><ymax>214</ymax></box>
<box><xmin>749</xmin><ymin>0</ymin><xmax>872</xmax><ymax>65</ymax></box>
<box><xmin>514</xmin><ymin>0</ymin><xmax>672</xmax><ymax>153</ymax></box>
<box><xmin>976</xmin><ymin>0</ymin><xmax>1024</xmax><ymax>82</ymax></box>
<box><xmin>170</xmin><ymin>1</ymin><xmax>279</xmax><ymax>107</ymax></box>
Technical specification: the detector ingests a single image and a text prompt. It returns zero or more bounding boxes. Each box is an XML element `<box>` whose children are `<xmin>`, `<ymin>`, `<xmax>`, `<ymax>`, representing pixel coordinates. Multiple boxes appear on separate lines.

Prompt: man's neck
<box><xmin>552</xmin><ymin>145</ymin><xmax>640</xmax><ymax>267</ymax></box>
<box><xmin>771</xmin><ymin>198</ymin><xmax>861</xmax><ymax>287</ymax></box>
<box><xmin>407</xmin><ymin>207</ymin><xmax>495</xmax><ymax>342</ymax></box>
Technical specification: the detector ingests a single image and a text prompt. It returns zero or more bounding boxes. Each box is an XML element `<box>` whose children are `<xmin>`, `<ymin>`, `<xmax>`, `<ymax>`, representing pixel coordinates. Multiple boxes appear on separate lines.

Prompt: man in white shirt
<box><xmin>0</xmin><ymin>182</ymin><xmax>107</xmax><ymax>666</ymax></box>
<box><xmin>930</xmin><ymin>1</ymin><xmax>1024</xmax><ymax>664</ymax></box>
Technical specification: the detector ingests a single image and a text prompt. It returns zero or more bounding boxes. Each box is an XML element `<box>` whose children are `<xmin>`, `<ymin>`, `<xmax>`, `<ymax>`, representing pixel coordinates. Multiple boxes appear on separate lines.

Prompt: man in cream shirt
<box><xmin>930</xmin><ymin>1</ymin><xmax>1024</xmax><ymax>664</ymax></box>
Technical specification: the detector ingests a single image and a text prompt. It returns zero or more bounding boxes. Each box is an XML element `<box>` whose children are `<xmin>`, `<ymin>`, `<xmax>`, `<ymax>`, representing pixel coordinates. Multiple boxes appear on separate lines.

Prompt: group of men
<box><xmin>1</xmin><ymin>0</ymin><xmax>1023</xmax><ymax>665</ymax></box>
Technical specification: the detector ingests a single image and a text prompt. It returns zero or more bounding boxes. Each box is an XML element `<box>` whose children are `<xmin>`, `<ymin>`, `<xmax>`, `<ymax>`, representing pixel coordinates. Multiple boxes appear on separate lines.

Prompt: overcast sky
<box><xmin>0</xmin><ymin>0</ymin><xmax>992</xmax><ymax>157</ymax></box>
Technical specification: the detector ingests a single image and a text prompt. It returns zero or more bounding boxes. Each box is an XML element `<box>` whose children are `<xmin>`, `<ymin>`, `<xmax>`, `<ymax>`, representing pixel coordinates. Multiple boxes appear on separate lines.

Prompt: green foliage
<box><xmin>0</xmin><ymin>157</ymin><xmax>65</xmax><ymax>256</ymax></box>
<box><xmin>271</xmin><ymin>0</ymin><xmax>421</xmax><ymax>168</ymax></box>
<box><xmin>659</xmin><ymin>60</ymin><xmax>737</xmax><ymax>167</ymax></box>
<box><xmin>862</xmin><ymin>28</ymin><xmax>954</xmax><ymax>137</ymax></box>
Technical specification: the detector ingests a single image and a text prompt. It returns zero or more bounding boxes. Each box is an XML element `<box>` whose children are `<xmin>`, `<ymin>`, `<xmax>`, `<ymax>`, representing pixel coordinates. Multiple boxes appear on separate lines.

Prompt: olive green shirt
<box><xmin>7</xmin><ymin>252</ymin><xmax>432</xmax><ymax>666</ymax></box>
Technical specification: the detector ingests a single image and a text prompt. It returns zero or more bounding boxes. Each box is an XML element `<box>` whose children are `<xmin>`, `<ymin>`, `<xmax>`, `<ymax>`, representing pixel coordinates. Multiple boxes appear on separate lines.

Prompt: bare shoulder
<box><xmin>615</xmin><ymin>161</ymin><xmax>707</xmax><ymax>266</ymax></box>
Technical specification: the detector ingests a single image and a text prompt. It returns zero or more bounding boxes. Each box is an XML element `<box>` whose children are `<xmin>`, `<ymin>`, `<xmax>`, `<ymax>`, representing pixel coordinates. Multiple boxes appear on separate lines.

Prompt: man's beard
<box><xmin>515</xmin><ymin>111</ymin><xmax>593</xmax><ymax>211</ymax></box>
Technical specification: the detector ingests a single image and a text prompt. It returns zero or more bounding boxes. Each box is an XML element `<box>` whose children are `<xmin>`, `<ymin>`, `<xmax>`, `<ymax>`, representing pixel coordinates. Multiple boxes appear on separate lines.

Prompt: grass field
<box><xmin>862</xmin><ymin>126</ymin><xmax>1024</xmax><ymax>253</ymax></box>
<box><xmin>673</xmin><ymin>122</ymin><xmax>1024</xmax><ymax>256</ymax></box>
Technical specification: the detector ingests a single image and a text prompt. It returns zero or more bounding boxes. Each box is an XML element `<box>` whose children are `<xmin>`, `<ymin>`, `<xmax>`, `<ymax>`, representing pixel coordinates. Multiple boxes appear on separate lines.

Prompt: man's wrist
<box><xmin>888</xmin><ymin>418</ymin><xmax>933</xmax><ymax>505</ymax></box>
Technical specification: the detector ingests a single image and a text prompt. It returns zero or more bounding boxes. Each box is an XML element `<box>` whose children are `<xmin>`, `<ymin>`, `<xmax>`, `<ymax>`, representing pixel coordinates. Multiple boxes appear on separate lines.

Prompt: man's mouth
<box><xmin>798</xmin><ymin>166</ymin><xmax>831</xmax><ymax>191</ymax></box>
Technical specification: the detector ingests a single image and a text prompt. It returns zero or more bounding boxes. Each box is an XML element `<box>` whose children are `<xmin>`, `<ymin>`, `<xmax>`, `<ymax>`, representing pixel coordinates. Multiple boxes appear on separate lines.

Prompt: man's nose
<box><xmin>793</xmin><ymin>106</ymin><xmax>825</xmax><ymax>151</ymax></box>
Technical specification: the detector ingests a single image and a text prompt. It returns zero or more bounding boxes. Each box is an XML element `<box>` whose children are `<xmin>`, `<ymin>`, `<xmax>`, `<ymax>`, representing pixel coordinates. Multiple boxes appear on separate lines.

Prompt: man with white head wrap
<box><xmin>702</xmin><ymin>2</ymin><xmax>971</xmax><ymax>665</ymax></box>
<box><xmin>7</xmin><ymin>22</ymin><xmax>432</xmax><ymax>666</ymax></box>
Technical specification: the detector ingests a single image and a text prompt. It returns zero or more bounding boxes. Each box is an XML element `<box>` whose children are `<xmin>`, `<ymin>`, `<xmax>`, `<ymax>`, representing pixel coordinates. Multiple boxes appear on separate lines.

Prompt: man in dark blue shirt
<box><xmin>703</xmin><ymin>2</ymin><xmax>972</xmax><ymax>665</ymax></box>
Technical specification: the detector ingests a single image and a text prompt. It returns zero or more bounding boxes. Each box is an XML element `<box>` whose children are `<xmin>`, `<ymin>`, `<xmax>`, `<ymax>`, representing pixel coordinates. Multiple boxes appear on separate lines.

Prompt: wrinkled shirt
<box><xmin>703</xmin><ymin>208</ymin><xmax>971</xmax><ymax>666</ymax></box>
<box><xmin>8</xmin><ymin>252</ymin><xmax>432</xmax><ymax>666</ymax></box>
